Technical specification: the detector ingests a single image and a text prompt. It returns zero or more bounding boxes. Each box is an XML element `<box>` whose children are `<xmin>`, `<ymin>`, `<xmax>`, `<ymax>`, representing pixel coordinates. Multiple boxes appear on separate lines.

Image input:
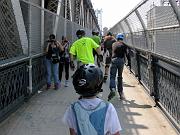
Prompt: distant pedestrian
<box><xmin>91</xmin><ymin>30</ymin><xmax>101</xmax><ymax>67</ymax></box>
<box><xmin>108</xmin><ymin>33</ymin><xmax>128</xmax><ymax>101</ymax></box>
<box><xmin>63</xmin><ymin>64</ymin><xmax>122</xmax><ymax>135</ymax></box>
<box><xmin>45</xmin><ymin>34</ymin><xmax>64</xmax><ymax>90</ymax></box>
<box><xmin>103</xmin><ymin>32</ymin><xmax>116</xmax><ymax>82</ymax></box>
<box><xmin>59</xmin><ymin>36</ymin><xmax>71</xmax><ymax>87</ymax></box>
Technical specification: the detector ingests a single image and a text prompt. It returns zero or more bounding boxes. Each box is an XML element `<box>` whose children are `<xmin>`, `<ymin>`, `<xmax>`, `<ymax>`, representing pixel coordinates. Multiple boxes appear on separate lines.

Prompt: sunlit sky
<box><xmin>91</xmin><ymin>0</ymin><xmax>142</xmax><ymax>29</ymax></box>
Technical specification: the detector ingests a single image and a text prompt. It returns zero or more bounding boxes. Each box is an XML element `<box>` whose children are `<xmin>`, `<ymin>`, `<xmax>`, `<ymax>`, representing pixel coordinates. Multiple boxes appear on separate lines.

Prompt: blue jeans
<box><xmin>109</xmin><ymin>57</ymin><xmax>124</xmax><ymax>93</ymax></box>
<box><xmin>46</xmin><ymin>59</ymin><xmax>60</xmax><ymax>85</ymax></box>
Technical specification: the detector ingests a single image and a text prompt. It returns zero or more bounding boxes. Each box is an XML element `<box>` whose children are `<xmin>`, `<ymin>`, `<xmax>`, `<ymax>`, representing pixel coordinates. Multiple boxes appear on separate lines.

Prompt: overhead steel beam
<box><xmin>169</xmin><ymin>0</ymin><xmax>180</xmax><ymax>26</ymax></box>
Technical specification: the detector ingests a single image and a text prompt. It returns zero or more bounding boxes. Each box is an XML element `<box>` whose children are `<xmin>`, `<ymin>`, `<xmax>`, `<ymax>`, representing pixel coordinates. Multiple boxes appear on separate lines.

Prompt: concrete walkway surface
<box><xmin>0</xmin><ymin>68</ymin><xmax>178</xmax><ymax>135</ymax></box>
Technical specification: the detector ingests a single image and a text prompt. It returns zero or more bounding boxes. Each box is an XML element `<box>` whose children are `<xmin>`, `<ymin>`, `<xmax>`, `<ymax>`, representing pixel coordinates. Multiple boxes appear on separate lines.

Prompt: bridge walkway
<box><xmin>0</xmin><ymin>68</ymin><xmax>178</xmax><ymax>135</ymax></box>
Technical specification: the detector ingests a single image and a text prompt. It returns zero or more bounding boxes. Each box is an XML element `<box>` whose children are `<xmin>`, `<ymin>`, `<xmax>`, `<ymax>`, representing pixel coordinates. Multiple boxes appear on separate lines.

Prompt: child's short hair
<box><xmin>72</xmin><ymin>64</ymin><xmax>103</xmax><ymax>97</ymax></box>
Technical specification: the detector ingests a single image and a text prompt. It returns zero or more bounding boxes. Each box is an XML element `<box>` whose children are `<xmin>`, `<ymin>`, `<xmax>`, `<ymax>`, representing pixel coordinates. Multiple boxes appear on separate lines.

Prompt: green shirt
<box><xmin>70</xmin><ymin>37</ymin><xmax>99</xmax><ymax>64</ymax></box>
<box><xmin>91</xmin><ymin>35</ymin><xmax>101</xmax><ymax>45</ymax></box>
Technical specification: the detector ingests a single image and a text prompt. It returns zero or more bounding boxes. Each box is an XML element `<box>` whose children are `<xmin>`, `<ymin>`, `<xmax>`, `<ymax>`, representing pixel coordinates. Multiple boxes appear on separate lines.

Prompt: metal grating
<box><xmin>46</xmin><ymin>0</ymin><xmax>59</xmax><ymax>13</ymax></box>
<box><xmin>155</xmin><ymin>63</ymin><xmax>180</xmax><ymax>124</ymax></box>
<box><xmin>32</xmin><ymin>56</ymin><xmax>46</xmax><ymax>93</ymax></box>
<box><xmin>139</xmin><ymin>55</ymin><xmax>151</xmax><ymax>91</ymax></box>
<box><xmin>0</xmin><ymin>62</ymin><xmax>28</xmax><ymax>119</ymax></box>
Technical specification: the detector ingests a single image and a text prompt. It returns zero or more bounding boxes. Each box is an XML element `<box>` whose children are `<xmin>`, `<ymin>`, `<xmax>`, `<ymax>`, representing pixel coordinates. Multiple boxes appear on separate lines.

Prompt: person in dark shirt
<box><xmin>45</xmin><ymin>34</ymin><xmax>63</xmax><ymax>90</ymax></box>
<box><xmin>103</xmin><ymin>32</ymin><xmax>116</xmax><ymax>82</ymax></box>
<box><xmin>108</xmin><ymin>33</ymin><xmax>128</xmax><ymax>100</ymax></box>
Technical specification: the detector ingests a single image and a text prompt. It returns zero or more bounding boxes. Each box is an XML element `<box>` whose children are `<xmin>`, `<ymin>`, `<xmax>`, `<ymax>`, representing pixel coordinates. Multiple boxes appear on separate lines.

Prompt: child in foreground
<box><xmin>63</xmin><ymin>64</ymin><xmax>122</xmax><ymax>135</ymax></box>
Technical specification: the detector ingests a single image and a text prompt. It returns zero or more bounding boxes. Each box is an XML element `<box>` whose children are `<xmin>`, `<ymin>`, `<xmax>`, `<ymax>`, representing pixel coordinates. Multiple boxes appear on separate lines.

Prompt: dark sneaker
<box><xmin>108</xmin><ymin>91</ymin><xmax>116</xmax><ymax>101</ymax></box>
<box><xmin>54</xmin><ymin>83</ymin><xmax>60</xmax><ymax>90</ymax></box>
<box><xmin>119</xmin><ymin>92</ymin><xmax>125</xmax><ymax>100</ymax></box>
<box><xmin>46</xmin><ymin>84</ymin><xmax>51</xmax><ymax>90</ymax></box>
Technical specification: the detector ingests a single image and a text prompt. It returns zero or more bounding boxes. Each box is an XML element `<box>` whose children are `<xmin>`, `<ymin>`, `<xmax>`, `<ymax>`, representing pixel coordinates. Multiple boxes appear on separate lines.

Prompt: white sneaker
<box><xmin>64</xmin><ymin>80</ymin><xmax>69</xmax><ymax>87</ymax></box>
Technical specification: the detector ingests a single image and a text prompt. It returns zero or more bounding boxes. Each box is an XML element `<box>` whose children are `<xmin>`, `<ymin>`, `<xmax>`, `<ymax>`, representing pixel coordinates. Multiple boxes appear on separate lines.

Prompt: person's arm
<box><xmin>69</xmin><ymin>54</ymin><xmax>75</xmax><ymax>70</ymax></box>
<box><xmin>57</xmin><ymin>41</ymin><xmax>64</xmax><ymax>51</ymax></box>
<box><xmin>95</xmin><ymin>46</ymin><xmax>101</xmax><ymax>55</ymax></box>
<box><xmin>45</xmin><ymin>43</ymin><xmax>50</xmax><ymax>53</ymax></box>
<box><xmin>62</xmin><ymin>105</ymin><xmax>77</xmax><ymax>135</ymax></box>
<box><xmin>112</xmin><ymin>43</ymin><xmax>116</xmax><ymax>58</ymax></box>
<box><xmin>69</xmin><ymin>128</ymin><xmax>77</xmax><ymax>135</ymax></box>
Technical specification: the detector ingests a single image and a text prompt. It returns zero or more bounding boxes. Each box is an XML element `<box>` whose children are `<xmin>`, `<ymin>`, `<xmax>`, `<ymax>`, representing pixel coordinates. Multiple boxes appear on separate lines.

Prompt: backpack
<box><xmin>71</xmin><ymin>101</ymin><xmax>109</xmax><ymax>135</ymax></box>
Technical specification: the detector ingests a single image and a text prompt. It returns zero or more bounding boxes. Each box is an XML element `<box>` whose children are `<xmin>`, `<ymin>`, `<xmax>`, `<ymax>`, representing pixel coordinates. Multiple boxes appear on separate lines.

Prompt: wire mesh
<box><xmin>56</xmin><ymin>15</ymin><xmax>65</xmax><ymax>42</ymax></box>
<box><xmin>66</xmin><ymin>19</ymin><xmax>73</xmax><ymax>42</ymax></box>
<box><xmin>126</xmin><ymin>12</ymin><xmax>144</xmax><ymax>32</ymax></box>
<box><xmin>0</xmin><ymin>0</ymin><xmax>23</xmax><ymax>61</ymax></box>
<box><xmin>133</xmin><ymin>31</ymin><xmax>148</xmax><ymax>50</ymax></box>
<box><xmin>29</xmin><ymin>4</ymin><xmax>42</xmax><ymax>55</ymax></box>
<box><xmin>154</xmin><ymin>28</ymin><xmax>180</xmax><ymax>60</ymax></box>
<box><xmin>110</xmin><ymin>0</ymin><xmax>180</xmax><ymax>62</ymax></box>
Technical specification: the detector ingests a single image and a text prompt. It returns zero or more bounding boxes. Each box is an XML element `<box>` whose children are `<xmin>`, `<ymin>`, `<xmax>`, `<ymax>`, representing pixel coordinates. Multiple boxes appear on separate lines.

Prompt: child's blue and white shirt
<box><xmin>63</xmin><ymin>98</ymin><xmax>122</xmax><ymax>135</ymax></box>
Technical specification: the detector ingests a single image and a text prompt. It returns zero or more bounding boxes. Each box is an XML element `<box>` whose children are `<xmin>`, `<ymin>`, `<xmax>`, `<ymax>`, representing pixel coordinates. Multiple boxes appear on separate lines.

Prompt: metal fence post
<box><xmin>41</xmin><ymin>0</ymin><xmax>45</xmax><ymax>51</ymax></box>
<box><xmin>151</xmin><ymin>56</ymin><xmax>159</xmax><ymax>103</ymax></box>
<box><xmin>27</xmin><ymin>2</ymin><xmax>32</xmax><ymax>94</ymax></box>
<box><xmin>147</xmin><ymin>53</ymin><xmax>155</xmax><ymax>96</ymax></box>
<box><xmin>136</xmin><ymin>51</ymin><xmax>141</xmax><ymax>82</ymax></box>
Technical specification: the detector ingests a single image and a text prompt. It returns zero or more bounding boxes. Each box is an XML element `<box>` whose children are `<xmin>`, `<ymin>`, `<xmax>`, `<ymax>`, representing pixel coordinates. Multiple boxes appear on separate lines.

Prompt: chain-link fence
<box><xmin>0</xmin><ymin>0</ymin><xmax>94</xmax><ymax>63</ymax></box>
<box><xmin>110</xmin><ymin>0</ymin><xmax>180</xmax><ymax>62</ymax></box>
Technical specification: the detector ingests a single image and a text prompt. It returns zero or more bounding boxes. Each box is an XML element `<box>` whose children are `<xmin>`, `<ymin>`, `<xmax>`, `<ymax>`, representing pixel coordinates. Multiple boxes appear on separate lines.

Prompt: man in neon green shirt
<box><xmin>70</xmin><ymin>29</ymin><xmax>103</xmax><ymax>70</ymax></box>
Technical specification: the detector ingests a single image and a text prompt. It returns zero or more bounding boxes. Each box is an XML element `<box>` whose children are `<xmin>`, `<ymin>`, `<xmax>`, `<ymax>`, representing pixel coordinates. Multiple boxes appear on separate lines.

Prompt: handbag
<box><xmin>51</xmin><ymin>53</ymin><xmax>60</xmax><ymax>64</ymax></box>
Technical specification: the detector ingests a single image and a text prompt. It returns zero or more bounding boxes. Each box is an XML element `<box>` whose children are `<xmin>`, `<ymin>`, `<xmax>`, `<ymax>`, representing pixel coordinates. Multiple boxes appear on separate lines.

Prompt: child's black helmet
<box><xmin>72</xmin><ymin>64</ymin><xmax>103</xmax><ymax>97</ymax></box>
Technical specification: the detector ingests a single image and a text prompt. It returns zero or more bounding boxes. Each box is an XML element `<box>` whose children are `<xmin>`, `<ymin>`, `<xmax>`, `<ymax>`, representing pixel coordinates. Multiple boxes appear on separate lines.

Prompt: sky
<box><xmin>91</xmin><ymin>0</ymin><xmax>142</xmax><ymax>29</ymax></box>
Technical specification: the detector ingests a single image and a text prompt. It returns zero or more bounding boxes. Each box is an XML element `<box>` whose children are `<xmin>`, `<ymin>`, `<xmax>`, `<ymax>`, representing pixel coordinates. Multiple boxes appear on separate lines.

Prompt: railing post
<box><xmin>27</xmin><ymin>3</ymin><xmax>32</xmax><ymax>95</ymax></box>
<box><xmin>136</xmin><ymin>51</ymin><xmax>141</xmax><ymax>82</ymax></box>
<box><xmin>41</xmin><ymin>0</ymin><xmax>45</xmax><ymax>52</ymax></box>
<box><xmin>151</xmin><ymin>55</ymin><xmax>159</xmax><ymax>104</ymax></box>
<box><xmin>27</xmin><ymin>59</ymin><xmax>33</xmax><ymax>94</ymax></box>
<box><xmin>148</xmin><ymin>53</ymin><xmax>155</xmax><ymax>95</ymax></box>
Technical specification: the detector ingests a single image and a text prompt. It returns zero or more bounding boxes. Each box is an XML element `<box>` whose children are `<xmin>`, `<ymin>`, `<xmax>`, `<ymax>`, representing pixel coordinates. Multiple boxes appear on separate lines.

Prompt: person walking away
<box><xmin>91</xmin><ymin>30</ymin><xmax>101</xmax><ymax>67</ymax></box>
<box><xmin>45</xmin><ymin>34</ymin><xmax>64</xmax><ymax>90</ymax></box>
<box><xmin>108</xmin><ymin>33</ymin><xmax>128</xmax><ymax>101</ymax></box>
<box><xmin>63</xmin><ymin>64</ymin><xmax>122</xmax><ymax>135</ymax></box>
<box><xmin>59</xmin><ymin>36</ymin><xmax>71</xmax><ymax>87</ymax></box>
<box><xmin>69</xmin><ymin>29</ymin><xmax>103</xmax><ymax>70</ymax></box>
<box><xmin>103</xmin><ymin>32</ymin><xmax>116</xmax><ymax>82</ymax></box>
